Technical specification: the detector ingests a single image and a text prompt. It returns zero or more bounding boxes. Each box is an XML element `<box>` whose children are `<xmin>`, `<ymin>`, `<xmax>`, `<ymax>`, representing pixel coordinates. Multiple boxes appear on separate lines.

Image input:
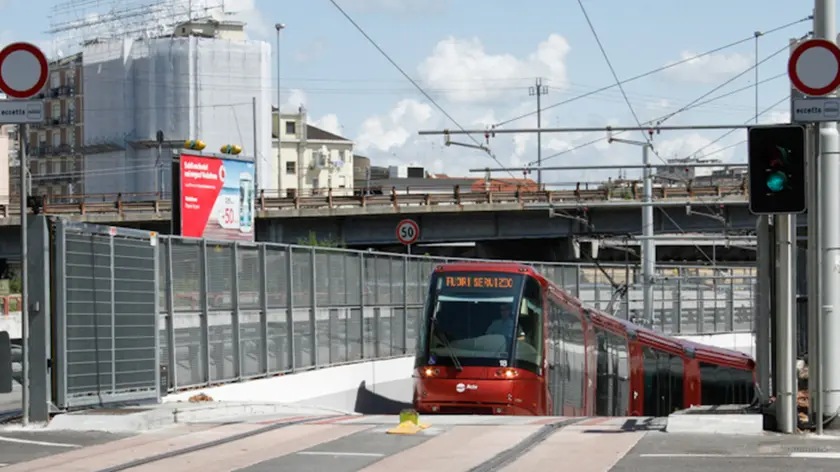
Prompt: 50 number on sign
<box><xmin>222</xmin><ymin>207</ymin><xmax>235</xmax><ymax>226</ymax></box>
<box><xmin>400</xmin><ymin>225</ymin><xmax>416</xmax><ymax>241</ymax></box>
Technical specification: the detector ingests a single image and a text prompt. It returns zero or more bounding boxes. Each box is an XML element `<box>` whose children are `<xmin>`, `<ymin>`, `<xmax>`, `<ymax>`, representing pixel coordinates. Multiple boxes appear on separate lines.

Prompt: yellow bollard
<box><xmin>387</xmin><ymin>409</ymin><xmax>431</xmax><ymax>435</ymax></box>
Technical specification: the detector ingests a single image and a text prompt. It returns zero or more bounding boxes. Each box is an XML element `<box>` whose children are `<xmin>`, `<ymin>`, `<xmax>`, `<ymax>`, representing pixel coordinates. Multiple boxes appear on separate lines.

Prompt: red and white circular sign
<box><xmin>396</xmin><ymin>219</ymin><xmax>419</xmax><ymax>245</ymax></box>
<box><xmin>0</xmin><ymin>42</ymin><xmax>49</xmax><ymax>99</ymax></box>
<box><xmin>788</xmin><ymin>39</ymin><xmax>840</xmax><ymax>96</ymax></box>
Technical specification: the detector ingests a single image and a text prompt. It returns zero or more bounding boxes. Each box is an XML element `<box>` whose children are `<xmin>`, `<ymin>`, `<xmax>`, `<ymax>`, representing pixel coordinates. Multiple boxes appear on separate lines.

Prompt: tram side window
<box><xmin>595</xmin><ymin>330</ymin><xmax>611</xmax><ymax>416</ymax></box>
<box><xmin>560</xmin><ymin>304</ymin><xmax>585</xmax><ymax>410</ymax></box>
<box><xmin>670</xmin><ymin>354</ymin><xmax>684</xmax><ymax>412</ymax></box>
<box><xmin>608</xmin><ymin>332</ymin><xmax>630</xmax><ymax>416</ymax></box>
<box><xmin>547</xmin><ymin>300</ymin><xmax>564</xmax><ymax>415</ymax></box>
<box><xmin>699</xmin><ymin>363</ymin><xmax>756</xmax><ymax>405</ymax></box>
<box><xmin>515</xmin><ymin>277</ymin><xmax>544</xmax><ymax>373</ymax></box>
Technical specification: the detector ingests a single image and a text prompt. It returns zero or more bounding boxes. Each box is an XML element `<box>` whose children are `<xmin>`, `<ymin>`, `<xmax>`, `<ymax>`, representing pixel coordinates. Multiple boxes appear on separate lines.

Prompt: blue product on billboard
<box><xmin>239</xmin><ymin>172</ymin><xmax>253</xmax><ymax>233</ymax></box>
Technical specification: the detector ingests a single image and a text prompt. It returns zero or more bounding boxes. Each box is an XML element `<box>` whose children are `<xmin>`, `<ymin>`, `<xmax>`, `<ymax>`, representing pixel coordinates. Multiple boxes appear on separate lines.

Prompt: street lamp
<box><xmin>275</xmin><ymin>23</ymin><xmax>285</xmax><ymax>194</ymax></box>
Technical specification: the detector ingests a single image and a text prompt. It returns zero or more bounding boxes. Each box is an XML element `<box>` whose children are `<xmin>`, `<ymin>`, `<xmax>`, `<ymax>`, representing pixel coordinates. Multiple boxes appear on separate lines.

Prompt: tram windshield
<box><xmin>419</xmin><ymin>271</ymin><xmax>542</xmax><ymax>370</ymax></box>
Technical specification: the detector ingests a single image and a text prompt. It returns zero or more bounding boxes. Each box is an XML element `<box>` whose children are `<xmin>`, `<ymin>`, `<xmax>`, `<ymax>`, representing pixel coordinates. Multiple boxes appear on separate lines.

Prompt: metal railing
<box><xmin>0</xmin><ymin>182</ymin><xmax>749</xmax><ymax>220</ymax></box>
<box><xmin>157</xmin><ymin>236</ymin><xmax>756</xmax><ymax>393</ymax></box>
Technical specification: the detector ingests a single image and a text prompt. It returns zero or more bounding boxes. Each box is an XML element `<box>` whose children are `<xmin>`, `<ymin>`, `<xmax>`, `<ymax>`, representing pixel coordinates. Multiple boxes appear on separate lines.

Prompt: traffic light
<box><xmin>747</xmin><ymin>124</ymin><xmax>806</xmax><ymax>215</ymax></box>
<box><xmin>220</xmin><ymin>144</ymin><xmax>242</xmax><ymax>155</ymax></box>
<box><xmin>184</xmin><ymin>139</ymin><xmax>206</xmax><ymax>151</ymax></box>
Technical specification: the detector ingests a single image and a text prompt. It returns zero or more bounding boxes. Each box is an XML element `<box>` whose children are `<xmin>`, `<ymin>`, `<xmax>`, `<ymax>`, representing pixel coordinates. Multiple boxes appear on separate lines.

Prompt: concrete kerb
<box><xmin>42</xmin><ymin>402</ymin><xmax>350</xmax><ymax>433</ymax></box>
<box><xmin>665</xmin><ymin>404</ymin><xmax>764</xmax><ymax>435</ymax></box>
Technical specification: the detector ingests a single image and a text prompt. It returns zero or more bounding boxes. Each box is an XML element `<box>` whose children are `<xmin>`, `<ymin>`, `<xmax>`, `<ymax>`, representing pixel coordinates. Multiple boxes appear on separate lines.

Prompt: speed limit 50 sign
<box><xmin>396</xmin><ymin>219</ymin><xmax>419</xmax><ymax>245</ymax></box>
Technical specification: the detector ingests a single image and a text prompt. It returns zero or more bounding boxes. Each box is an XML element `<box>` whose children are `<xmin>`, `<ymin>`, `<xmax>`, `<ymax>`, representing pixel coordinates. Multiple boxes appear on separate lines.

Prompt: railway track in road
<box><xmin>94</xmin><ymin>415</ymin><xmax>347</xmax><ymax>472</ymax></box>
<box><xmin>466</xmin><ymin>418</ymin><xmax>585</xmax><ymax>472</ymax></box>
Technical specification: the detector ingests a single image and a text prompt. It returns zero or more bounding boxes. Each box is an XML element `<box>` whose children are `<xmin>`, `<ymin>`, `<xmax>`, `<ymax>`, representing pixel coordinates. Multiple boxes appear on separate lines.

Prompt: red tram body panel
<box><xmin>412</xmin><ymin>262</ymin><xmax>757</xmax><ymax>417</ymax></box>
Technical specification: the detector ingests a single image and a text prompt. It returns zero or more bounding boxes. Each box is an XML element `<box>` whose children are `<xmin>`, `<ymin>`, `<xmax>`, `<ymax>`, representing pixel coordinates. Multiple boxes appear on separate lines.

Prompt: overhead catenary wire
<box><xmin>574</xmin><ymin>0</ymin><xmax>719</xmax><ymax>267</ymax></box>
<box><xmin>492</xmin><ymin>15</ymin><xmax>812</xmax><ymax>128</ymax></box>
<box><xmin>678</xmin><ymin>94</ymin><xmax>791</xmax><ymax>161</ymax></box>
<box><xmin>326</xmin><ymin>0</ymin><xmax>515</xmax><ymax>178</ymax></box>
<box><xmin>528</xmin><ymin>72</ymin><xmax>787</xmax><ymax>167</ymax></box>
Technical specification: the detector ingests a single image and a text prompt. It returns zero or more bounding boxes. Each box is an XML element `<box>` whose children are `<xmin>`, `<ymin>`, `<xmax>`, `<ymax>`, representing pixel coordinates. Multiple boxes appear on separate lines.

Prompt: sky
<box><xmin>0</xmin><ymin>0</ymin><xmax>828</xmax><ymax>185</ymax></box>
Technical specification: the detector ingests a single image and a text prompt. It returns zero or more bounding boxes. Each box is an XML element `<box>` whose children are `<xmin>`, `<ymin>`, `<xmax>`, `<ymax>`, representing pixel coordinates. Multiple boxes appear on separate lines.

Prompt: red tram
<box><xmin>412</xmin><ymin>263</ymin><xmax>757</xmax><ymax>416</ymax></box>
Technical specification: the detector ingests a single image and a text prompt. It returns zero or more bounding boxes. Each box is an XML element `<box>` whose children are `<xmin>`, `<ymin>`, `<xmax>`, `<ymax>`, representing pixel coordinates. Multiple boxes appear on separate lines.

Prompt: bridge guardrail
<box><xmin>0</xmin><ymin>183</ymin><xmax>749</xmax><ymax>219</ymax></box>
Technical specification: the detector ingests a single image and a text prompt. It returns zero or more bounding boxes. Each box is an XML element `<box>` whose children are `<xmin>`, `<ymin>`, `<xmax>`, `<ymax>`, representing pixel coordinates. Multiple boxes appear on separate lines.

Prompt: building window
<box><xmin>68</xmin><ymin>102</ymin><xmax>76</xmax><ymax>121</ymax></box>
<box><xmin>285</xmin><ymin>121</ymin><xmax>296</xmax><ymax>135</ymax></box>
<box><xmin>52</xmin><ymin>132</ymin><xmax>60</xmax><ymax>148</ymax></box>
<box><xmin>38</xmin><ymin>131</ymin><xmax>46</xmax><ymax>145</ymax></box>
<box><xmin>311</xmin><ymin>178</ymin><xmax>319</xmax><ymax>189</ymax></box>
<box><xmin>66</xmin><ymin>70</ymin><xmax>75</xmax><ymax>87</ymax></box>
<box><xmin>50</xmin><ymin>72</ymin><xmax>59</xmax><ymax>88</ymax></box>
<box><xmin>51</xmin><ymin>103</ymin><xmax>60</xmax><ymax>120</ymax></box>
<box><xmin>67</xmin><ymin>127</ymin><xmax>76</xmax><ymax>148</ymax></box>
<box><xmin>339</xmin><ymin>175</ymin><xmax>347</xmax><ymax>188</ymax></box>
<box><xmin>285</xmin><ymin>161</ymin><xmax>295</xmax><ymax>174</ymax></box>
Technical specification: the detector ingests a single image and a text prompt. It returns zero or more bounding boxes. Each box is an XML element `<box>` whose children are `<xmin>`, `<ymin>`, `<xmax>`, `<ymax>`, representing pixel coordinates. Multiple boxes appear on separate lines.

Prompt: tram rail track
<box><xmin>467</xmin><ymin>418</ymin><xmax>585</xmax><ymax>472</ymax></box>
<box><xmin>93</xmin><ymin>415</ymin><xmax>344</xmax><ymax>472</ymax></box>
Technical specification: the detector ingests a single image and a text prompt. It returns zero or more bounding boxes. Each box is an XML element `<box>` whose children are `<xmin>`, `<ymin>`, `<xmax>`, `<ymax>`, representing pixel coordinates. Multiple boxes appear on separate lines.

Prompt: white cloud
<box><xmin>278</xmin><ymin>89</ymin><xmax>346</xmax><ymax>137</ymax></box>
<box><xmin>663</xmin><ymin>51</ymin><xmax>752</xmax><ymax>84</ymax></box>
<box><xmin>417</xmin><ymin>34</ymin><xmax>571</xmax><ymax>104</ymax></box>
<box><xmin>355</xmin><ymin>99</ymin><xmax>433</xmax><ymax>152</ymax></box>
<box><xmin>313</xmin><ymin>114</ymin><xmax>343</xmax><ymax>136</ymax></box>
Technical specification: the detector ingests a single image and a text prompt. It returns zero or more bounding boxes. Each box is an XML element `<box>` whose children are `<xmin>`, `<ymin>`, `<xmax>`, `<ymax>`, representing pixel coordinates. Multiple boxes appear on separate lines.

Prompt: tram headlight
<box><xmin>423</xmin><ymin>367</ymin><xmax>440</xmax><ymax>377</ymax></box>
<box><xmin>495</xmin><ymin>368</ymin><xmax>518</xmax><ymax>378</ymax></box>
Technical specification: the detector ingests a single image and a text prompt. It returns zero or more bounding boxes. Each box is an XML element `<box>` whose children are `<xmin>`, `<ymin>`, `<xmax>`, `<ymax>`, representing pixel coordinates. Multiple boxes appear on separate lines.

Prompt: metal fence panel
<box><xmin>144</xmin><ymin>236</ymin><xmax>759</xmax><ymax>394</ymax></box>
<box><xmin>54</xmin><ymin>220</ymin><xmax>159</xmax><ymax>409</ymax></box>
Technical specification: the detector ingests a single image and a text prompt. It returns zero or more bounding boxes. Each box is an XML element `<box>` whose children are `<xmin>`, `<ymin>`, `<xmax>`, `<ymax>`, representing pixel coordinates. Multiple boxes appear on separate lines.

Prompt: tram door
<box><xmin>641</xmin><ymin>347</ymin><xmax>685</xmax><ymax>416</ymax></box>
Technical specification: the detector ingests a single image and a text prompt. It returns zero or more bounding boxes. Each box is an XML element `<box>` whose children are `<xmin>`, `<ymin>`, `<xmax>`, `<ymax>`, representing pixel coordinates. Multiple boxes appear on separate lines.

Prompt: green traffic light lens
<box><xmin>766</xmin><ymin>171</ymin><xmax>787</xmax><ymax>192</ymax></box>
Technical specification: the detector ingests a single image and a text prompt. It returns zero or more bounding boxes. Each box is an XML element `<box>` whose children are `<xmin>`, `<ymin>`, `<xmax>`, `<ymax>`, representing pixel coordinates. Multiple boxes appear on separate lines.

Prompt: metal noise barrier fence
<box><xmin>44</xmin><ymin>219</ymin><xmax>757</xmax><ymax>409</ymax></box>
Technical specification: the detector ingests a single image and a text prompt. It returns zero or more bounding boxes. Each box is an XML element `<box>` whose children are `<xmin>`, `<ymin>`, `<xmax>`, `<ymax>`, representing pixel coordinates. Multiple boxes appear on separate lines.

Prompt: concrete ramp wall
<box><xmin>162</xmin><ymin>356</ymin><xmax>416</xmax><ymax>415</ymax></box>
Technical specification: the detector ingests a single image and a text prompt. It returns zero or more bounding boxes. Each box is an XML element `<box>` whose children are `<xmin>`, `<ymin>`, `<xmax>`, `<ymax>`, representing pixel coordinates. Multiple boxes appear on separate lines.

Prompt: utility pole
<box><xmin>607</xmin><ymin>135</ymin><xmax>655</xmax><ymax>324</ymax></box>
<box><xmin>529</xmin><ymin>78</ymin><xmax>548</xmax><ymax>189</ymax></box>
<box><xmin>815</xmin><ymin>0</ymin><xmax>840</xmax><ymax>431</ymax></box>
<box><xmin>18</xmin><ymin>124</ymin><xmax>28</xmax><ymax>427</ymax></box>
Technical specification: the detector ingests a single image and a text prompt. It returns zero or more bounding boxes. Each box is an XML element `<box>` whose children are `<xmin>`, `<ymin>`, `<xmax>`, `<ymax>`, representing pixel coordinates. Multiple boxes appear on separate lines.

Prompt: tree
<box><xmin>296</xmin><ymin>231</ymin><xmax>346</xmax><ymax>248</ymax></box>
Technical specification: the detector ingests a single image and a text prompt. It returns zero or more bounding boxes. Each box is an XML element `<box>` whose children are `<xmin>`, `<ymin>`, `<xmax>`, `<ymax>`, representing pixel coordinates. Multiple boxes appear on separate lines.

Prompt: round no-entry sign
<box><xmin>788</xmin><ymin>39</ymin><xmax>840</xmax><ymax>96</ymax></box>
<box><xmin>0</xmin><ymin>42</ymin><xmax>49</xmax><ymax>99</ymax></box>
<box><xmin>396</xmin><ymin>219</ymin><xmax>419</xmax><ymax>245</ymax></box>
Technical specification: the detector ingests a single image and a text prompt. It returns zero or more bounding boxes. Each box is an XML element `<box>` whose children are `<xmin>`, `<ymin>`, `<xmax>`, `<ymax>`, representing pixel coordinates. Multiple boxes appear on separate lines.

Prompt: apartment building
<box><xmin>12</xmin><ymin>53</ymin><xmax>84</xmax><ymax>200</ymax></box>
<box><xmin>0</xmin><ymin>124</ymin><xmax>15</xmax><ymax>206</ymax></box>
<box><xmin>273</xmin><ymin>106</ymin><xmax>354</xmax><ymax>197</ymax></box>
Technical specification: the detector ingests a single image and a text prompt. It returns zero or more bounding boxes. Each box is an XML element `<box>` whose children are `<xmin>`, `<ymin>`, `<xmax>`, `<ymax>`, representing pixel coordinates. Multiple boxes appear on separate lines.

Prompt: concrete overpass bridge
<box><xmin>0</xmin><ymin>183</ymin><xmax>807</xmax><ymax>262</ymax></box>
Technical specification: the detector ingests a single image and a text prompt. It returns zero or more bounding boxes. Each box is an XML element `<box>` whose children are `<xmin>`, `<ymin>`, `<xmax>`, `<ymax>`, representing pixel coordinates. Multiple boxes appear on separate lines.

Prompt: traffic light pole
<box><xmin>815</xmin><ymin>0</ymin><xmax>840</xmax><ymax>430</ymax></box>
<box><xmin>775</xmin><ymin>213</ymin><xmax>797</xmax><ymax>434</ymax></box>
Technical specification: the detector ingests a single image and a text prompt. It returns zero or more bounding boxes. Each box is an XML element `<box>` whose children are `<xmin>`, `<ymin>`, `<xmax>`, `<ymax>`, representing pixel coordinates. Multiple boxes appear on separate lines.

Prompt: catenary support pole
<box><xmin>18</xmin><ymin>124</ymin><xmax>28</xmax><ymax>426</ymax></box>
<box><xmin>806</xmin><ymin>122</ymin><xmax>822</xmax><ymax>432</ymax></box>
<box><xmin>815</xmin><ymin>0</ymin><xmax>840</xmax><ymax>429</ymax></box>
<box><xmin>529</xmin><ymin>78</ymin><xmax>547</xmax><ymax>189</ymax></box>
<box><xmin>641</xmin><ymin>144</ymin><xmax>655</xmax><ymax>323</ymax></box>
<box><xmin>776</xmin><ymin>214</ymin><xmax>797</xmax><ymax>434</ymax></box>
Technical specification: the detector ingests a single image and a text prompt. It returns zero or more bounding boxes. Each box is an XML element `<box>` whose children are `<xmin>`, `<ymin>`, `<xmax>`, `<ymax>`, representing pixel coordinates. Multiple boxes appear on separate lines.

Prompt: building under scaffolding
<box><xmin>44</xmin><ymin>1</ymin><xmax>273</xmax><ymax>196</ymax></box>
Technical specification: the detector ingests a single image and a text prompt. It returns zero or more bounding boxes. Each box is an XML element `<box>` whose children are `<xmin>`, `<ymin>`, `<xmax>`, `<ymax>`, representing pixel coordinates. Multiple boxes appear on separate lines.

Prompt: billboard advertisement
<box><xmin>178</xmin><ymin>152</ymin><xmax>255</xmax><ymax>241</ymax></box>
